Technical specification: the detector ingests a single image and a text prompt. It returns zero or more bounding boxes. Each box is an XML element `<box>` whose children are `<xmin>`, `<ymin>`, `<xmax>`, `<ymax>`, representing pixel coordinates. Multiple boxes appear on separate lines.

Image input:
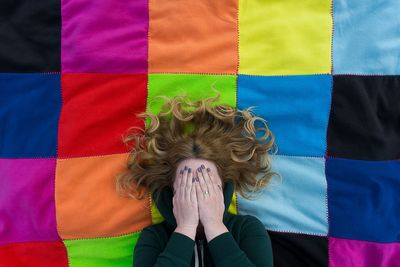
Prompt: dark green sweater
<box><xmin>133</xmin><ymin>181</ymin><xmax>273</xmax><ymax>267</ymax></box>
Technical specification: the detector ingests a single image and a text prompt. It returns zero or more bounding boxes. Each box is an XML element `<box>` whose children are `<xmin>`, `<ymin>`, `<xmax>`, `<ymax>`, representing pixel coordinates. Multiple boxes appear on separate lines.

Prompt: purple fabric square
<box><xmin>0</xmin><ymin>159</ymin><xmax>59</xmax><ymax>245</ymax></box>
<box><xmin>330</xmin><ymin>237</ymin><xmax>400</xmax><ymax>267</ymax></box>
<box><xmin>61</xmin><ymin>0</ymin><xmax>148</xmax><ymax>73</ymax></box>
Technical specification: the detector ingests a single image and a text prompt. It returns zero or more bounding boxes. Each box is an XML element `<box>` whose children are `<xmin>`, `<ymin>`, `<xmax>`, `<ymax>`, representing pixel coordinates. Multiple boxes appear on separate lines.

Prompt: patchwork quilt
<box><xmin>0</xmin><ymin>0</ymin><xmax>399</xmax><ymax>266</ymax></box>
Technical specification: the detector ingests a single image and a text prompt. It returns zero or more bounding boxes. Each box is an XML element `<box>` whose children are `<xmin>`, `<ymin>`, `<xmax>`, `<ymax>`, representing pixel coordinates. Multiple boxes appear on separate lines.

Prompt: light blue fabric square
<box><xmin>333</xmin><ymin>0</ymin><xmax>400</xmax><ymax>74</ymax></box>
<box><xmin>237</xmin><ymin>155</ymin><xmax>328</xmax><ymax>236</ymax></box>
<box><xmin>238</xmin><ymin>74</ymin><xmax>332</xmax><ymax>157</ymax></box>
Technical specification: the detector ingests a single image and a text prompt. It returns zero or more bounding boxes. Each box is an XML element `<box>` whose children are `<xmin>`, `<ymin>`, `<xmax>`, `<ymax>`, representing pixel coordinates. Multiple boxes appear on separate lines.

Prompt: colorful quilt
<box><xmin>1</xmin><ymin>0</ymin><xmax>399</xmax><ymax>266</ymax></box>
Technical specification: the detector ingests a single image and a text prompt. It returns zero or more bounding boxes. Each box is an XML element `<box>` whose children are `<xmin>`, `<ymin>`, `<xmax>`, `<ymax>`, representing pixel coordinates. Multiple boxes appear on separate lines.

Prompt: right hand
<box><xmin>172</xmin><ymin>167</ymin><xmax>199</xmax><ymax>238</ymax></box>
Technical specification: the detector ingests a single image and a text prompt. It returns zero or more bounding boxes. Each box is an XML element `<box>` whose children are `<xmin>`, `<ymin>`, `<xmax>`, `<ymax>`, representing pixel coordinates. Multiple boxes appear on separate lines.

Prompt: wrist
<box><xmin>175</xmin><ymin>226</ymin><xmax>197</xmax><ymax>241</ymax></box>
<box><xmin>203</xmin><ymin>222</ymin><xmax>228</xmax><ymax>242</ymax></box>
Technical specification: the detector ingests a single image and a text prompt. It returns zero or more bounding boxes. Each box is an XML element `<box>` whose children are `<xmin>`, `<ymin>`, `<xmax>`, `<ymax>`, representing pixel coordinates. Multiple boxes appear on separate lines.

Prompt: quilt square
<box><xmin>330</xmin><ymin>237</ymin><xmax>400</xmax><ymax>267</ymax></box>
<box><xmin>0</xmin><ymin>241</ymin><xmax>68</xmax><ymax>267</ymax></box>
<box><xmin>0</xmin><ymin>0</ymin><xmax>60</xmax><ymax>72</ymax></box>
<box><xmin>269</xmin><ymin>231</ymin><xmax>328</xmax><ymax>267</ymax></box>
<box><xmin>238</xmin><ymin>74</ymin><xmax>332</xmax><ymax>157</ymax></box>
<box><xmin>55</xmin><ymin>153</ymin><xmax>151</xmax><ymax>239</ymax></box>
<box><xmin>238</xmin><ymin>0</ymin><xmax>332</xmax><ymax>75</ymax></box>
<box><xmin>148</xmin><ymin>0</ymin><xmax>238</xmax><ymax>74</ymax></box>
<box><xmin>148</xmin><ymin>74</ymin><xmax>236</xmax><ymax>125</ymax></box>
<box><xmin>0</xmin><ymin>159</ymin><xmax>59</xmax><ymax>246</ymax></box>
<box><xmin>327</xmin><ymin>158</ymin><xmax>400</xmax><ymax>243</ymax></box>
<box><xmin>61</xmin><ymin>0</ymin><xmax>148</xmax><ymax>73</ymax></box>
<box><xmin>0</xmin><ymin>73</ymin><xmax>61</xmax><ymax>158</ymax></box>
<box><xmin>237</xmin><ymin>155</ymin><xmax>328</xmax><ymax>236</ymax></box>
<box><xmin>64</xmin><ymin>232</ymin><xmax>140</xmax><ymax>267</ymax></box>
<box><xmin>327</xmin><ymin>75</ymin><xmax>400</xmax><ymax>160</ymax></box>
<box><xmin>333</xmin><ymin>0</ymin><xmax>400</xmax><ymax>74</ymax></box>
<box><xmin>58</xmin><ymin>73</ymin><xmax>147</xmax><ymax>158</ymax></box>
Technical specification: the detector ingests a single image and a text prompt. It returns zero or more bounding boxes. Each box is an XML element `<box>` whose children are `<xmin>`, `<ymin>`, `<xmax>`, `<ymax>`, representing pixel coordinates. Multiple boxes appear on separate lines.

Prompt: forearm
<box><xmin>204</xmin><ymin>223</ymin><xmax>229</xmax><ymax>242</ymax></box>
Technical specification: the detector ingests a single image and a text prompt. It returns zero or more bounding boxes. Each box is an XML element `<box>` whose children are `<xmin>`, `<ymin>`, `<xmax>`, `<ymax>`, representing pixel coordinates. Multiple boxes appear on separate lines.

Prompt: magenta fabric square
<box><xmin>0</xmin><ymin>159</ymin><xmax>59</xmax><ymax>246</ymax></box>
<box><xmin>61</xmin><ymin>0</ymin><xmax>148</xmax><ymax>73</ymax></box>
<box><xmin>330</xmin><ymin>237</ymin><xmax>400</xmax><ymax>267</ymax></box>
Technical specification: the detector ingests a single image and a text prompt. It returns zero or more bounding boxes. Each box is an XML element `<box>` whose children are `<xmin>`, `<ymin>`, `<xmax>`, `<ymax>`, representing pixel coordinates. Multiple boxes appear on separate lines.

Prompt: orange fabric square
<box><xmin>55</xmin><ymin>153</ymin><xmax>151</xmax><ymax>239</ymax></box>
<box><xmin>58</xmin><ymin>73</ymin><xmax>147</xmax><ymax>158</ymax></box>
<box><xmin>0</xmin><ymin>241</ymin><xmax>68</xmax><ymax>267</ymax></box>
<box><xmin>149</xmin><ymin>0</ymin><xmax>238</xmax><ymax>74</ymax></box>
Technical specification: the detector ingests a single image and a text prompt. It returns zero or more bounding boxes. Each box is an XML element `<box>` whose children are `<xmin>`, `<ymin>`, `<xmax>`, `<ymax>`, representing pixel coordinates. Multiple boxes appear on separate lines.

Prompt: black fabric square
<box><xmin>327</xmin><ymin>75</ymin><xmax>400</xmax><ymax>160</ymax></box>
<box><xmin>268</xmin><ymin>231</ymin><xmax>328</xmax><ymax>267</ymax></box>
<box><xmin>0</xmin><ymin>0</ymin><xmax>60</xmax><ymax>72</ymax></box>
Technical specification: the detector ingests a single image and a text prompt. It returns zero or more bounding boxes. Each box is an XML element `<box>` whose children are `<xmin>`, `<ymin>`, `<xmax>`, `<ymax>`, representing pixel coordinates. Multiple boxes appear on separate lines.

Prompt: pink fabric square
<box><xmin>330</xmin><ymin>237</ymin><xmax>400</xmax><ymax>267</ymax></box>
<box><xmin>0</xmin><ymin>159</ymin><xmax>59</xmax><ymax>245</ymax></box>
<box><xmin>61</xmin><ymin>0</ymin><xmax>148</xmax><ymax>73</ymax></box>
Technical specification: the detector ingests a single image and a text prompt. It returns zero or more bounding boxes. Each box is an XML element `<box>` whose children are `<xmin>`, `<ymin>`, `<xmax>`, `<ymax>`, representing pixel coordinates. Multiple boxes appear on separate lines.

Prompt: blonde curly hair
<box><xmin>115</xmin><ymin>86</ymin><xmax>279</xmax><ymax>204</ymax></box>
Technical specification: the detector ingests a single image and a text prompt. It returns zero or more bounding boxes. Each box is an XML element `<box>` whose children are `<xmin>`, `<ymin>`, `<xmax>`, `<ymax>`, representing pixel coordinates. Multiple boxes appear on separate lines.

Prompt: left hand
<box><xmin>194</xmin><ymin>165</ymin><xmax>225</xmax><ymax>228</ymax></box>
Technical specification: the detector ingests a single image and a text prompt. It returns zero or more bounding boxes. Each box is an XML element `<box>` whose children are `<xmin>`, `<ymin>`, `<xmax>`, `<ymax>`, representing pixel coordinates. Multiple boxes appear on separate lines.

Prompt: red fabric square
<box><xmin>0</xmin><ymin>241</ymin><xmax>68</xmax><ymax>267</ymax></box>
<box><xmin>58</xmin><ymin>73</ymin><xmax>147</xmax><ymax>158</ymax></box>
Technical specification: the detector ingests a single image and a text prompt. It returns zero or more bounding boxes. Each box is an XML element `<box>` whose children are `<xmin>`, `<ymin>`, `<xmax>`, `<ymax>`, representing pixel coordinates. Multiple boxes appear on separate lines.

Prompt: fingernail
<box><xmin>201</xmin><ymin>164</ymin><xmax>205</xmax><ymax>169</ymax></box>
<box><xmin>184</xmin><ymin>166</ymin><xmax>188</xmax><ymax>170</ymax></box>
<box><xmin>197</xmin><ymin>167</ymin><xmax>201</xmax><ymax>172</ymax></box>
<box><xmin>192</xmin><ymin>177</ymin><xmax>195</xmax><ymax>182</ymax></box>
<box><xmin>180</xmin><ymin>170</ymin><xmax>183</xmax><ymax>174</ymax></box>
<box><xmin>188</xmin><ymin>168</ymin><xmax>191</xmax><ymax>173</ymax></box>
<box><xmin>207</xmin><ymin>168</ymin><xmax>210</xmax><ymax>172</ymax></box>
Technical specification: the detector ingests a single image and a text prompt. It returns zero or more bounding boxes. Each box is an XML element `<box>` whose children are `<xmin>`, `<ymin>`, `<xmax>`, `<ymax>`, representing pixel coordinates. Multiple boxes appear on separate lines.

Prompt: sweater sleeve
<box><xmin>133</xmin><ymin>227</ymin><xmax>195</xmax><ymax>267</ymax></box>
<box><xmin>208</xmin><ymin>215</ymin><xmax>274</xmax><ymax>267</ymax></box>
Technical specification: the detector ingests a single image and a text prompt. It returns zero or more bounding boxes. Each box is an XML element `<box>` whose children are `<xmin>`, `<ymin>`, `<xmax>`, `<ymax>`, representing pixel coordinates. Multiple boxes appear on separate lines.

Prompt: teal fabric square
<box><xmin>237</xmin><ymin>155</ymin><xmax>328</xmax><ymax>236</ymax></box>
<box><xmin>333</xmin><ymin>0</ymin><xmax>400</xmax><ymax>74</ymax></box>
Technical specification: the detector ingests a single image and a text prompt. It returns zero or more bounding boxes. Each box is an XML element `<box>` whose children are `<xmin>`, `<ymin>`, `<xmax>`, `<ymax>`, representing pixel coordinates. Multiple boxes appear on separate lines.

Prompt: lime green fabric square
<box><xmin>146</xmin><ymin>74</ymin><xmax>237</xmax><ymax>128</ymax></box>
<box><xmin>239</xmin><ymin>0</ymin><xmax>332</xmax><ymax>75</ymax></box>
<box><xmin>64</xmin><ymin>231</ymin><xmax>141</xmax><ymax>267</ymax></box>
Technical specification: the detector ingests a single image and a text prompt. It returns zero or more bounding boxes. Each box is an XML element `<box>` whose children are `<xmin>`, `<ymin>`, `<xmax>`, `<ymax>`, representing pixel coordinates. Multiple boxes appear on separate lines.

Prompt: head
<box><xmin>115</xmin><ymin>86</ymin><xmax>279</xmax><ymax>204</ymax></box>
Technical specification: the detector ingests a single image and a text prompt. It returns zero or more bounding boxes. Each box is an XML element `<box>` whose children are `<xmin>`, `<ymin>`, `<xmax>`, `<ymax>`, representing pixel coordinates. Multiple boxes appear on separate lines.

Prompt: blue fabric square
<box><xmin>333</xmin><ymin>0</ymin><xmax>400</xmax><ymax>74</ymax></box>
<box><xmin>327</xmin><ymin>157</ymin><xmax>400</xmax><ymax>243</ymax></box>
<box><xmin>0</xmin><ymin>73</ymin><xmax>61</xmax><ymax>157</ymax></box>
<box><xmin>238</xmin><ymin>74</ymin><xmax>332</xmax><ymax>157</ymax></box>
<box><xmin>237</xmin><ymin>155</ymin><xmax>328</xmax><ymax>236</ymax></box>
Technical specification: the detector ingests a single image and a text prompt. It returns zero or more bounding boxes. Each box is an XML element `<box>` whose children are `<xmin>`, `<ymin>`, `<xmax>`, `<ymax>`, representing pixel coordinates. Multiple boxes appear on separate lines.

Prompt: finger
<box><xmin>191</xmin><ymin>173</ymin><xmax>197</xmax><ymax>203</ymax></box>
<box><xmin>197</xmin><ymin>167</ymin><xmax>210</xmax><ymax>195</ymax></box>
<box><xmin>203</xmin><ymin>167</ymin><xmax>217</xmax><ymax>194</ymax></box>
<box><xmin>174</xmin><ymin>168</ymin><xmax>183</xmax><ymax>195</ymax></box>
<box><xmin>184</xmin><ymin>167</ymin><xmax>193</xmax><ymax>200</ymax></box>
<box><xmin>178</xmin><ymin>167</ymin><xmax>187</xmax><ymax>200</ymax></box>
<box><xmin>195</xmin><ymin>178</ymin><xmax>204</xmax><ymax>201</ymax></box>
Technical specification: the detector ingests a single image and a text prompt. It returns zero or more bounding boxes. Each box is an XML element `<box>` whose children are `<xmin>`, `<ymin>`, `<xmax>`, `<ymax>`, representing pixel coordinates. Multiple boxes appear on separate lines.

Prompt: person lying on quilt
<box><xmin>116</xmin><ymin>88</ymin><xmax>277</xmax><ymax>267</ymax></box>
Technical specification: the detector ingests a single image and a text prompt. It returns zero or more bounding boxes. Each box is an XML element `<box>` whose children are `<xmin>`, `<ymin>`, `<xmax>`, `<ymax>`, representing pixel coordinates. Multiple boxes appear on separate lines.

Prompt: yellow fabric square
<box><xmin>239</xmin><ymin>0</ymin><xmax>332</xmax><ymax>75</ymax></box>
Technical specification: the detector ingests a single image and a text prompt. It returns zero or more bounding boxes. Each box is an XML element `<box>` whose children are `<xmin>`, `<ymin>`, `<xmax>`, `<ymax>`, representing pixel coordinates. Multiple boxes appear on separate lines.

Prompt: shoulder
<box><xmin>232</xmin><ymin>214</ymin><xmax>268</xmax><ymax>236</ymax></box>
<box><xmin>137</xmin><ymin>222</ymin><xmax>170</xmax><ymax>246</ymax></box>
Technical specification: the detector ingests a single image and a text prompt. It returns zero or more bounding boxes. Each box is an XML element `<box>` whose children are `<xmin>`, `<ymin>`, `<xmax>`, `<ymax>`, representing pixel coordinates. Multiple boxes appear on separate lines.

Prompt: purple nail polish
<box><xmin>184</xmin><ymin>166</ymin><xmax>188</xmax><ymax>170</ymax></box>
<box><xmin>207</xmin><ymin>168</ymin><xmax>210</xmax><ymax>172</ymax></box>
<box><xmin>201</xmin><ymin>164</ymin><xmax>205</xmax><ymax>169</ymax></box>
<box><xmin>188</xmin><ymin>168</ymin><xmax>191</xmax><ymax>173</ymax></box>
<box><xmin>180</xmin><ymin>170</ymin><xmax>183</xmax><ymax>174</ymax></box>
